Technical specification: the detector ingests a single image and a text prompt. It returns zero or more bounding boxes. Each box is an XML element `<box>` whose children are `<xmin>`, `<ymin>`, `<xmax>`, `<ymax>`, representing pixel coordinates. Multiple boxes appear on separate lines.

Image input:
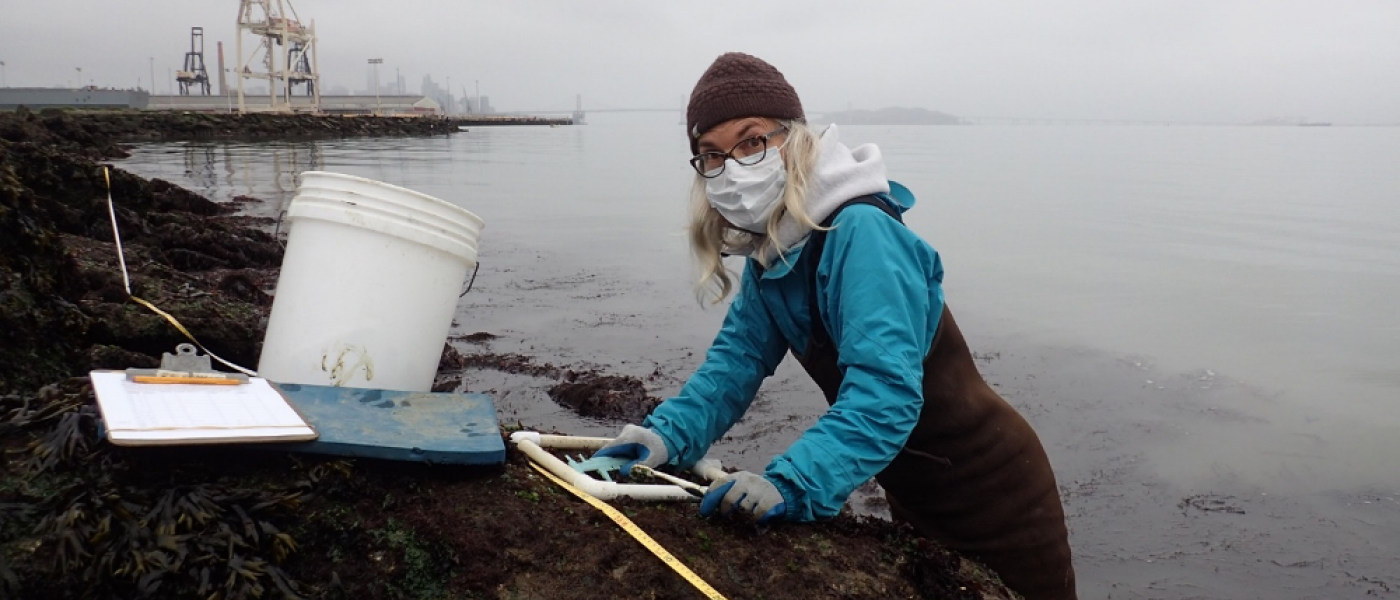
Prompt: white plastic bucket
<box><xmin>257</xmin><ymin>171</ymin><xmax>484</xmax><ymax>392</ymax></box>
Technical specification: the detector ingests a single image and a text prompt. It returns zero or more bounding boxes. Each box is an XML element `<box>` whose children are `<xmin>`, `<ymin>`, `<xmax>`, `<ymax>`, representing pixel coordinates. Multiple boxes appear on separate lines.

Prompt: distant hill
<box><xmin>815</xmin><ymin>106</ymin><xmax>964</xmax><ymax>125</ymax></box>
<box><xmin>1249</xmin><ymin>117</ymin><xmax>1333</xmax><ymax>127</ymax></box>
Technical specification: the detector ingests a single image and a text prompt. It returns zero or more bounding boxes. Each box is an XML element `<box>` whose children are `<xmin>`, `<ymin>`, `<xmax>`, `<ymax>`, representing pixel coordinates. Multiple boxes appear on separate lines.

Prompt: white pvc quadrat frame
<box><xmin>510</xmin><ymin>431</ymin><xmax>726</xmax><ymax>502</ymax></box>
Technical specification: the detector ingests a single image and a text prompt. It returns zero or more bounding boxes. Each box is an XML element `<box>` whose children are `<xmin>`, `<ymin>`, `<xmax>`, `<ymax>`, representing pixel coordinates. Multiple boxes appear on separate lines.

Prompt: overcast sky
<box><xmin>3</xmin><ymin>1</ymin><xmax>1398</xmax><ymax>123</ymax></box>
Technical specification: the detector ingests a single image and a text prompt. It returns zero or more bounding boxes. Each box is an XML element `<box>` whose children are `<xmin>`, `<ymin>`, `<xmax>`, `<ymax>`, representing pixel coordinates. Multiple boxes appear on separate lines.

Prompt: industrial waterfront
<box><xmin>4</xmin><ymin>1</ymin><xmax>1398</xmax><ymax>597</ymax></box>
<box><xmin>0</xmin><ymin>0</ymin><xmax>585</xmax><ymax>123</ymax></box>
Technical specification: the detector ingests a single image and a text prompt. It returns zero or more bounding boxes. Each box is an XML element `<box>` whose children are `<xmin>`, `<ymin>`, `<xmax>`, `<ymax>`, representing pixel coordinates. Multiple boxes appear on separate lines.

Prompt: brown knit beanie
<box><xmin>686</xmin><ymin>52</ymin><xmax>805</xmax><ymax>154</ymax></box>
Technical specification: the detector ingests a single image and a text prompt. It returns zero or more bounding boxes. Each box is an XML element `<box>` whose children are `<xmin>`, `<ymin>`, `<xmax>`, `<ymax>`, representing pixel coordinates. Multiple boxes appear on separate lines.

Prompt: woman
<box><xmin>594</xmin><ymin>52</ymin><xmax>1077</xmax><ymax>600</ymax></box>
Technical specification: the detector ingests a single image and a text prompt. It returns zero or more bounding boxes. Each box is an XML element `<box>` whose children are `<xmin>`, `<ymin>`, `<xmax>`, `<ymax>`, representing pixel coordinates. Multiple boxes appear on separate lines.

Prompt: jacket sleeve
<box><xmin>642</xmin><ymin>262</ymin><xmax>789</xmax><ymax>469</ymax></box>
<box><xmin>764</xmin><ymin>205</ymin><xmax>945</xmax><ymax>521</ymax></box>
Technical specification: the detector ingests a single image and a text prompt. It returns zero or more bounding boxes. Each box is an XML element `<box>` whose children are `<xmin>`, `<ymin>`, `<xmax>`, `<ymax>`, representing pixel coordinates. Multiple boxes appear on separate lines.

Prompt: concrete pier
<box><xmin>455</xmin><ymin>115</ymin><xmax>573</xmax><ymax>126</ymax></box>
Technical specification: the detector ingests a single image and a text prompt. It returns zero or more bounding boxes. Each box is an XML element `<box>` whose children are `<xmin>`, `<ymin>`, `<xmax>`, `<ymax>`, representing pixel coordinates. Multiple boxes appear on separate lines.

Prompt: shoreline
<box><xmin>11</xmin><ymin>107</ymin><xmax>469</xmax><ymax>147</ymax></box>
<box><xmin>0</xmin><ymin>109</ymin><xmax>1013</xmax><ymax>599</ymax></box>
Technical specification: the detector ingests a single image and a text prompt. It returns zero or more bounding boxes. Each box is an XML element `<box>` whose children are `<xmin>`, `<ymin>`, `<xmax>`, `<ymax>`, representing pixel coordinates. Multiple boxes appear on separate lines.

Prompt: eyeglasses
<box><xmin>689</xmin><ymin>125</ymin><xmax>789</xmax><ymax>178</ymax></box>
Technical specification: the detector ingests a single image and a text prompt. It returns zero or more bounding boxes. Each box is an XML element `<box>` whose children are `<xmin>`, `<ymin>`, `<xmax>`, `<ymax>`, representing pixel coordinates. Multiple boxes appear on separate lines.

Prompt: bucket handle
<box><xmin>273</xmin><ymin>209</ymin><xmax>289</xmax><ymax>249</ymax></box>
<box><xmin>460</xmin><ymin>262</ymin><xmax>480</xmax><ymax>297</ymax></box>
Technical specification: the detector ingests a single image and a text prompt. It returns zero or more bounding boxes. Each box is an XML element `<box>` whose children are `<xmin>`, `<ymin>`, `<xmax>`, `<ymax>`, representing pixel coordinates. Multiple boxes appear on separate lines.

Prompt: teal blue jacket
<box><xmin>642</xmin><ymin>182</ymin><xmax>946</xmax><ymax>521</ymax></box>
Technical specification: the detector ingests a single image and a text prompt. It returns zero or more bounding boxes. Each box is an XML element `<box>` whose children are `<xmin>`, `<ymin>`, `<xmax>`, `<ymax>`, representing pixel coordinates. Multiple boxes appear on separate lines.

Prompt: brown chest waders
<box><xmin>785</xmin><ymin>197</ymin><xmax>1078</xmax><ymax>600</ymax></box>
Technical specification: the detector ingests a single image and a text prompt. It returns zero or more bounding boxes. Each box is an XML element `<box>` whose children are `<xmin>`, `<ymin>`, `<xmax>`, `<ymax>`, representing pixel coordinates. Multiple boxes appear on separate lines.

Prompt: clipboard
<box><xmin>89</xmin><ymin>368</ymin><xmax>318</xmax><ymax>447</ymax></box>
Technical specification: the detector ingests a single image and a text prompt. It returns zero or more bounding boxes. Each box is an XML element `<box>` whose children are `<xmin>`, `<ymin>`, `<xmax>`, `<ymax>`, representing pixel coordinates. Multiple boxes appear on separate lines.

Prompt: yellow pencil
<box><xmin>132</xmin><ymin>376</ymin><xmax>244</xmax><ymax>385</ymax></box>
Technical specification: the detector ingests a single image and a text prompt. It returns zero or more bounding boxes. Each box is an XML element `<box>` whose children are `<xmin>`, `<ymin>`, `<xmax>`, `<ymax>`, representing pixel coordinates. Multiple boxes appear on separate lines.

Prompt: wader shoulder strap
<box><xmin>806</xmin><ymin>196</ymin><xmax>904</xmax><ymax>354</ymax></box>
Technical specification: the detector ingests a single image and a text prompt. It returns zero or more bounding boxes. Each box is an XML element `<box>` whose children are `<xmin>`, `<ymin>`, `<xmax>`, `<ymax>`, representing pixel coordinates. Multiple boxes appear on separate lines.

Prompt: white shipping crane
<box><xmin>235</xmin><ymin>0</ymin><xmax>320</xmax><ymax>113</ymax></box>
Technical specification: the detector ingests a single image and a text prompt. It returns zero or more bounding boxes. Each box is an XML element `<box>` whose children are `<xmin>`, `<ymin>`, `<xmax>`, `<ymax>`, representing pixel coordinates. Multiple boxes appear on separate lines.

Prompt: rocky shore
<box><xmin>4</xmin><ymin>108</ymin><xmax>466</xmax><ymax>149</ymax></box>
<box><xmin>0</xmin><ymin>109</ymin><xmax>1014</xmax><ymax>599</ymax></box>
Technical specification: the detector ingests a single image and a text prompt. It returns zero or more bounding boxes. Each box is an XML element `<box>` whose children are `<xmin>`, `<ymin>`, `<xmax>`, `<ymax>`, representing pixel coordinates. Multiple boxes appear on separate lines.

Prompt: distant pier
<box><xmin>454</xmin><ymin>115</ymin><xmax>573</xmax><ymax>126</ymax></box>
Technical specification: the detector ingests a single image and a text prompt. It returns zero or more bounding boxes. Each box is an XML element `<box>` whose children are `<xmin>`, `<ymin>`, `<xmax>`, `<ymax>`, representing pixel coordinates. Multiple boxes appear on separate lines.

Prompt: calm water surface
<box><xmin>120</xmin><ymin>114</ymin><xmax>1400</xmax><ymax>598</ymax></box>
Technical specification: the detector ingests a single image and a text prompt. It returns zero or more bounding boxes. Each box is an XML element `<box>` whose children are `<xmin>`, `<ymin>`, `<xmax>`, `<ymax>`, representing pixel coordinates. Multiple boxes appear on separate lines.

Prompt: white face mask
<box><xmin>704</xmin><ymin>147</ymin><xmax>787</xmax><ymax>234</ymax></box>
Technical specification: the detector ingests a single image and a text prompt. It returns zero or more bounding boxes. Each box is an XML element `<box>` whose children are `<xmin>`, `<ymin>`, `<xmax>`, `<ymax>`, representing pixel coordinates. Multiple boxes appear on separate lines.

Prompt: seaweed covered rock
<box><xmin>0</xmin><ymin>107</ymin><xmax>129</xmax><ymax>159</ymax></box>
<box><xmin>0</xmin><ymin>113</ymin><xmax>282</xmax><ymax>394</ymax></box>
<box><xmin>1</xmin><ymin>382</ymin><xmax>1017</xmax><ymax>599</ymax></box>
<box><xmin>0</xmin><ymin>380</ymin><xmax>338</xmax><ymax>599</ymax></box>
<box><xmin>0</xmin><ymin>109</ymin><xmax>463</xmax><ymax>150</ymax></box>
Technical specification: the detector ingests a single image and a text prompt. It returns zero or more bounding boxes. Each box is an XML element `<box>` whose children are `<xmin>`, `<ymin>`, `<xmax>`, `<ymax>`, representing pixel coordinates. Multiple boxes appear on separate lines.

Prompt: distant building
<box><xmin>142</xmin><ymin>93</ymin><xmax>438</xmax><ymax>115</ymax></box>
<box><xmin>463</xmin><ymin>95</ymin><xmax>494</xmax><ymax>115</ymax></box>
<box><xmin>0</xmin><ymin>88</ymin><xmax>151</xmax><ymax>110</ymax></box>
<box><xmin>411</xmin><ymin>97</ymin><xmax>441</xmax><ymax>115</ymax></box>
<box><xmin>420</xmin><ymin>75</ymin><xmax>453</xmax><ymax>116</ymax></box>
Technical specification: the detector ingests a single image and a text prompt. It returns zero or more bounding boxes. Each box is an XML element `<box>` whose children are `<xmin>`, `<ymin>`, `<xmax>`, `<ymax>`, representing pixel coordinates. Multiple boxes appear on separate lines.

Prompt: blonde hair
<box><xmin>688</xmin><ymin>118</ymin><xmax>822</xmax><ymax>304</ymax></box>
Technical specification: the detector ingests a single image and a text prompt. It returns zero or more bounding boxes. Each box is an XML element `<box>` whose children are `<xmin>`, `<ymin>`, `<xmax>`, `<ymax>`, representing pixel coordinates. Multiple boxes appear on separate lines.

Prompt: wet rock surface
<box><xmin>0</xmin><ymin>110</ymin><xmax>1016</xmax><ymax>599</ymax></box>
<box><xmin>437</xmin><ymin>345</ymin><xmax>663</xmax><ymax>421</ymax></box>
<box><xmin>547</xmin><ymin>370</ymin><xmax>660</xmax><ymax>422</ymax></box>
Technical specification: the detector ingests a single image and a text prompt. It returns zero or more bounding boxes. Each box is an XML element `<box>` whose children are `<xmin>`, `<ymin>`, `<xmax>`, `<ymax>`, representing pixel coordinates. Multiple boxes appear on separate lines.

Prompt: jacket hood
<box><xmin>734</xmin><ymin>124</ymin><xmax>891</xmax><ymax>265</ymax></box>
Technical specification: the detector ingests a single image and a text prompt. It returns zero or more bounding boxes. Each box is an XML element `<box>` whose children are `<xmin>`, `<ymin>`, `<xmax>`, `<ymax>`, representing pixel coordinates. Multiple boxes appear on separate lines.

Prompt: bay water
<box><xmin>119</xmin><ymin>114</ymin><xmax>1399</xmax><ymax>598</ymax></box>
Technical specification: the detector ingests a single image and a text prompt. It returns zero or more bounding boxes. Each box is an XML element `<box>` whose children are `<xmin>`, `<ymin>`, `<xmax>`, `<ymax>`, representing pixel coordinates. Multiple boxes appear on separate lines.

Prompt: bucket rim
<box><xmin>286</xmin><ymin>203</ymin><xmax>480</xmax><ymax>266</ymax></box>
<box><xmin>290</xmin><ymin>188</ymin><xmax>483</xmax><ymax>236</ymax></box>
<box><xmin>298</xmin><ymin>171</ymin><xmax>483</xmax><ymax>227</ymax></box>
<box><xmin>287</xmin><ymin>196</ymin><xmax>481</xmax><ymax>248</ymax></box>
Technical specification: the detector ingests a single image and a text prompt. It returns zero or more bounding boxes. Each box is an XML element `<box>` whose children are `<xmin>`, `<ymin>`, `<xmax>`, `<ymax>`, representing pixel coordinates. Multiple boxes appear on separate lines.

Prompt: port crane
<box><xmin>175</xmin><ymin>27</ymin><xmax>211</xmax><ymax>96</ymax></box>
<box><xmin>235</xmin><ymin>0</ymin><xmax>320</xmax><ymax>112</ymax></box>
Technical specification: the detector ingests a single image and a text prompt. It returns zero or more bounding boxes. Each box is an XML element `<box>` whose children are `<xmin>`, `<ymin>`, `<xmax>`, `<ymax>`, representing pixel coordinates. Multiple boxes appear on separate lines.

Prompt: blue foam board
<box><xmin>268</xmin><ymin>383</ymin><xmax>505</xmax><ymax>465</ymax></box>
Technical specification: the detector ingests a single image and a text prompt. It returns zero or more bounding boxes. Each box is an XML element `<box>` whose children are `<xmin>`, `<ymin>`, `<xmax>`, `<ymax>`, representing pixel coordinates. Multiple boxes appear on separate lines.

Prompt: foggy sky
<box><xmin>3</xmin><ymin>1</ymin><xmax>1398</xmax><ymax>124</ymax></box>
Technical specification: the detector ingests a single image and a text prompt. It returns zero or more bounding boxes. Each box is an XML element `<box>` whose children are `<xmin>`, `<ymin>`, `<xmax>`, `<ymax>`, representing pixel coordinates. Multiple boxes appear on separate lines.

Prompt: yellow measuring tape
<box><xmin>528</xmin><ymin>462</ymin><xmax>727</xmax><ymax>600</ymax></box>
<box><xmin>127</xmin><ymin>295</ymin><xmax>257</xmax><ymax>376</ymax></box>
<box><xmin>102</xmin><ymin>167</ymin><xmax>257</xmax><ymax>376</ymax></box>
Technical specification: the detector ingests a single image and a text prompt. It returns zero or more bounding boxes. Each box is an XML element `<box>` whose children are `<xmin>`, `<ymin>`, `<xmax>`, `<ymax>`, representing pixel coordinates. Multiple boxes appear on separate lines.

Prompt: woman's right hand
<box><xmin>592</xmin><ymin>424</ymin><xmax>670</xmax><ymax>472</ymax></box>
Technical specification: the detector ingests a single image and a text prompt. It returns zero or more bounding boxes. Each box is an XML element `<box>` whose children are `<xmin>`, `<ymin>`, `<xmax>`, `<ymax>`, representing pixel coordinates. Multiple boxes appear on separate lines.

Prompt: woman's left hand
<box><xmin>699</xmin><ymin>471</ymin><xmax>787</xmax><ymax>525</ymax></box>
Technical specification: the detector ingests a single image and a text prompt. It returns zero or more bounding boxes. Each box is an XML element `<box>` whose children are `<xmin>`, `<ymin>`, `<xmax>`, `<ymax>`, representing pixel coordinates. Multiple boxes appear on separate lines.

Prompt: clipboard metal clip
<box><xmin>125</xmin><ymin>344</ymin><xmax>251</xmax><ymax>384</ymax></box>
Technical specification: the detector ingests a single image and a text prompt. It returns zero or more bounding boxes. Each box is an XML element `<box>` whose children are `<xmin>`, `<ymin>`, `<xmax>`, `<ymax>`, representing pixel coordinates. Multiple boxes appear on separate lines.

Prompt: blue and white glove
<box><xmin>699</xmin><ymin>471</ymin><xmax>787</xmax><ymax>525</ymax></box>
<box><xmin>591</xmin><ymin>424</ymin><xmax>669</xmax><ymax>472</ymax></box>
